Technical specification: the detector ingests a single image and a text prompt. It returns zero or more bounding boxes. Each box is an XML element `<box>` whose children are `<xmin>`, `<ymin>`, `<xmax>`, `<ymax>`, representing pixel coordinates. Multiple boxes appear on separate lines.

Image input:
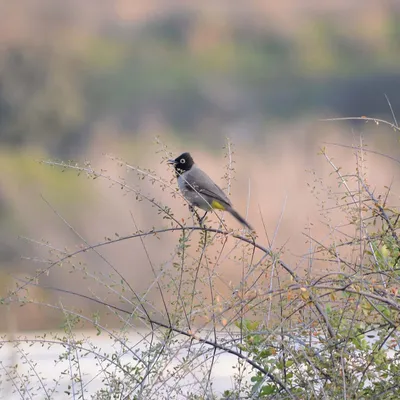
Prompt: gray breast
<box><xmin>177</xmin><ymin>165</ymin><xmax>231</xmax><ymax>211</ymax></box>
<box><xmin>177</xmin><ymin>172</ymin><xmax>211</xmax><ymax>210</ymax></box>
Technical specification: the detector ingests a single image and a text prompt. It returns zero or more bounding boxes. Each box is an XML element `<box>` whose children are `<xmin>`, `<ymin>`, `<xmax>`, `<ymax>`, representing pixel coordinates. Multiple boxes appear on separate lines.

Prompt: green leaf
<box><xmin>260</xmin><ymin>385</ymin><xmax>276</xmax><ymax>395</ymax></box>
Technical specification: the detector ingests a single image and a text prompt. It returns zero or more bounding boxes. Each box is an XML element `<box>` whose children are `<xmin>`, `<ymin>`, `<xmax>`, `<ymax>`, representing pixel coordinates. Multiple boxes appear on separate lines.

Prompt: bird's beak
<box><xmin>167</xmin><ymin>159</ymin><xmax>176</xmax><ymax>165</ymax></box>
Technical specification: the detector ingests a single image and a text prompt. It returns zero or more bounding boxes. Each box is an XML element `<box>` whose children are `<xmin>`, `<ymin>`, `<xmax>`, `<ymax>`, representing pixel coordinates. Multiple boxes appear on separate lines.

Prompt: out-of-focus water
<box><xmin>0</xmin><ymin>329</ymin><xmax>248</xmax><ymax>399</ymax></box>
<box><xmin>0</xmin><ymin>328</ymin><xmax>395</xmax><ymax>399</ymax></box>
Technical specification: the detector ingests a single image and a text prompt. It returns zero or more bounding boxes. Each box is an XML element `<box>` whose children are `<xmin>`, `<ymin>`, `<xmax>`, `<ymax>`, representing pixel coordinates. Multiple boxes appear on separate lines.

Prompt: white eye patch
<box><xmin>180</xmin><ymin>159</ymin><xmax>186</xmax><ymax>163</ymax></box>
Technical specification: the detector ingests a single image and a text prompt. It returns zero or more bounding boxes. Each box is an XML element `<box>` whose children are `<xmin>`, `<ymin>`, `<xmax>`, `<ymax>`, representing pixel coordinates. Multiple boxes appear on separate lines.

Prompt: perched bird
<box><xmin>168</xmin><ymin>152</ymin><xmax>253</xmax><ymax>230</ymax></box>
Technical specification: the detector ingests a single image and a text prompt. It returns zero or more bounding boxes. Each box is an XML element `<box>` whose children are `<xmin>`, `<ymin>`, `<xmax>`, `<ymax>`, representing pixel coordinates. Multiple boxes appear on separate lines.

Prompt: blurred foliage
<box><xmin>0</xmin><ymin>149</ymin><xmax>89</xmax><ymax>206</ymax></box>
<box><xmin>1</xmin><ymin>3</ymin><xmax>400</xmax><ymax>155</ymax></box>
<box><xmin>1</xmin><ymin>0</ymin><xmax>400</xmax><ymax>287</ymax></box>
<box><xmin>0</xmin><ymin>47</ymin><xmax>86</xmax><ymax>156</ymax></box>
<box><xmin>0</xmin><ymin>147</ymin><xmax>90</xmax><ymax>270</ymax></box>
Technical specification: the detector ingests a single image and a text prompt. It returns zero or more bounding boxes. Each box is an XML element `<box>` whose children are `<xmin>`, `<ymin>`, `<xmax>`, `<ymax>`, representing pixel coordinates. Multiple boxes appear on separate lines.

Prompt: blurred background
<box><xmin>1</xmin><ymin>0</ymin><xmax>400</xmax><ymax>331</ymax></box>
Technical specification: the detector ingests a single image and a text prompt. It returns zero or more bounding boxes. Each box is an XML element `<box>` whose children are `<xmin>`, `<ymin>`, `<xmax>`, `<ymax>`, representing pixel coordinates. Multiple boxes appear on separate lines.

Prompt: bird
<box><xmin>168</xmin><ymin>152</ymin><xmax>253</xmax><ymax>230</ymax></box>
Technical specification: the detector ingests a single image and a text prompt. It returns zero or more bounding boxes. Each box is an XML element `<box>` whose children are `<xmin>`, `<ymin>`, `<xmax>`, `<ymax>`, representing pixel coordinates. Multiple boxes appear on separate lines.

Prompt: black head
<box><xmin>168</xmin><ymin>152</ymin><xmax>195</xmax><ymax>174</ymax></box>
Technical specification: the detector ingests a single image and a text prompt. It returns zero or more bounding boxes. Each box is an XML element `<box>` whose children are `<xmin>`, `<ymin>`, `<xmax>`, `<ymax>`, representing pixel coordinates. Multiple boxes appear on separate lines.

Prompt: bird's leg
<box><xmin>189</xmin><ymin>205</ymin><xmax>203</xmax><ymax>225</ymax></box>
<box><xmin>199</xmin><ymin>211</ymin><xmax>208</xmax><ymax>226</ymax></box>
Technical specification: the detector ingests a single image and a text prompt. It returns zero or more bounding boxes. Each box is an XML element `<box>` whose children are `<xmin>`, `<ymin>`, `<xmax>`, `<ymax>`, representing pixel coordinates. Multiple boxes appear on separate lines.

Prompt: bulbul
<box><xmin>168</xmin><ymin>152</ymin><xmax>253</xmax><ymax>230</ymax></box>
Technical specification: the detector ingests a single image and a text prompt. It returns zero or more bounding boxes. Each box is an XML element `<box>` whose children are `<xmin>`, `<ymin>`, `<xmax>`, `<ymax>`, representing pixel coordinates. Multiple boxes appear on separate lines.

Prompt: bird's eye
<box><xmin>180</xmin><ymin>158</ymin><xmax>186</xmax><ymax>164</ymax></box>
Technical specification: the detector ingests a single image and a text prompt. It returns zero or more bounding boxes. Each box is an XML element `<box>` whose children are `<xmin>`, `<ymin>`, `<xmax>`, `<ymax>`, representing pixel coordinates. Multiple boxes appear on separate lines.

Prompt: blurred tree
<box><xmin>1</xmin><ymin>1</ymin><xmax>400</xmax><ymax>153</ymax></box>
<box><xmin>0</xmin><ymin>46</ymin><xmax>87</xmax><ymax>157</ymax></box>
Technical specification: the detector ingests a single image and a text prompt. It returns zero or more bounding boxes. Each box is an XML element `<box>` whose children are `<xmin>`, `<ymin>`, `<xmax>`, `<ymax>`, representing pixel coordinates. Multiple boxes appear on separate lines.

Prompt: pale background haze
<box><xmin>1</xmin><ymin>0</ymin><xmax>400</xmax><ymax>331</ymax></box>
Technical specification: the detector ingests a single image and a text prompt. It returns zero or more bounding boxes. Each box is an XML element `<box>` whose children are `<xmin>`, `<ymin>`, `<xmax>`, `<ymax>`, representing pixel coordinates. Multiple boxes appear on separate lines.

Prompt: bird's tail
<box><xmin>227</xmin><ymin>207</ymin><xmax>254</xmax><ymax>231</ymax></box>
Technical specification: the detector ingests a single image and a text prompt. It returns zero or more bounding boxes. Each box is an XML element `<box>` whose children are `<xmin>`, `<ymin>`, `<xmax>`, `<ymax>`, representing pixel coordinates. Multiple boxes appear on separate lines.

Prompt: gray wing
<box><xmin>185</xmin><ymin>166</ymin><xmax>232</xmax><ymax>207</ymax></box>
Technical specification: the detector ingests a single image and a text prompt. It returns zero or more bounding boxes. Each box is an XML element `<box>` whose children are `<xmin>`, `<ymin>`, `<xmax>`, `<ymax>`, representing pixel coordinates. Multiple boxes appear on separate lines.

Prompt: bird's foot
<box><xmin>188</xmin><ymin>205</ymin><xmax>207</xmax><ymax>227</ymax></box>
<box><xmin>199</xmin><ymin>212</ymin><xmax>208</xmax><ymax>226</ymax></box>
<box><xmin>189</xmin><ymin>205</ymin><xmax>202</xmax><ymax>225</ymax></box>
